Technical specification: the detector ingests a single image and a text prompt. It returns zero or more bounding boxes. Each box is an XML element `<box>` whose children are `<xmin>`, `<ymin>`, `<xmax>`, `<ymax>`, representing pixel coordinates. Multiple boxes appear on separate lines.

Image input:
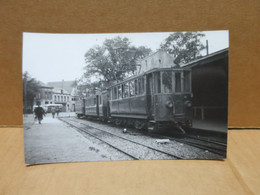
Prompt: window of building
<box><xmin>61</xmin><ymin>96</ymin><xmax>63</xmax><ymax>101</ymax></box>
<box><xmin>54</xmin><ymin>95</ymin><xmax>56</xmax><ymax>101</ymax></box>
<box><xmin>58</xmin><ymin>96</ymin><xmax>60</xmax><ymax>101</ymax></box>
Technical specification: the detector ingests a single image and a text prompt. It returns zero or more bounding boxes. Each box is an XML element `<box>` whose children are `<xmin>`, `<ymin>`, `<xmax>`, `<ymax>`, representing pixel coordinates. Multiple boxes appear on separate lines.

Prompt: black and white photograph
<box><xmin>23</xmin><ymin>31</ymin><xmax>229</xmax><ymax>165</ymax></box>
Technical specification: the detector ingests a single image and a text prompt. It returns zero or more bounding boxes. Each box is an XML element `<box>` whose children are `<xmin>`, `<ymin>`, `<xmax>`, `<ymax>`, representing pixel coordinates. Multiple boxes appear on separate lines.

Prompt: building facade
<box><xmin>52</xmin><ymin>88</ymin><xmax>71</xmax><ymax>112</ymax></box>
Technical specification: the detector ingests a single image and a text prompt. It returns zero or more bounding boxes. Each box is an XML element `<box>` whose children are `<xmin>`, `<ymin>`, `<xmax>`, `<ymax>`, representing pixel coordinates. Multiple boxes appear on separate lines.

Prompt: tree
<box><xmin>23</xmin><ymin>72</ymin><xmax>41</xmax><ymax>113</ymax></box>
<box><xmin>160</xmin><ymin>32</ymin><xmax>206</xmax><ymax>64</ymax></box>
<box><xmin>84</xmin><ymin>36</ymin><xmax>152</xmax><ymax>85</ymax></box>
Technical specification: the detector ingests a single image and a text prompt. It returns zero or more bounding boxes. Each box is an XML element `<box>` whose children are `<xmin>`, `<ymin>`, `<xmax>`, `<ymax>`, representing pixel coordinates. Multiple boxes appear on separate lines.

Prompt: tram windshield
<box><xmin>160</xmin><ymin>70</ymin><xmax>191</xmax><ymax>93</ymax></box>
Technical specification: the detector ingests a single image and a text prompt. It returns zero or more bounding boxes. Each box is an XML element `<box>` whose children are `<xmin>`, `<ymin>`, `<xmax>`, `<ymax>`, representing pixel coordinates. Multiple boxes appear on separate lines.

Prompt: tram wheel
<box><xmin>147</xmin><ymin>122</ymin><xmax>159</xmax><ymax>133</ymax></box>
<box><xmin>115</xmin><ymin>118</ymin><xmax>122</xmax><ymax>126</ymax></box>
<box><xmin>134</xmin><ymin>120</ymin><xmax>144</xmax><ymax>130</ymax></box>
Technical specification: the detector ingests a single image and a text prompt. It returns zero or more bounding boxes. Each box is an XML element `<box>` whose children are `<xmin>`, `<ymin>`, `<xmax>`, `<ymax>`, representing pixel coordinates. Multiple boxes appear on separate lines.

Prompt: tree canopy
<box><xmin>84</xmin><ymin>37</ymin><xmax>152</xmax><ymax>87</ymax></box>
<box><xmin>23</xmin><ymin>72</ymin><xmax>41</xmax><ymax>112</ymax></box>
<box><xmin>160</xmin><ymin>32</ymin><xmax>206</xmax><ymax>64</ymax></box>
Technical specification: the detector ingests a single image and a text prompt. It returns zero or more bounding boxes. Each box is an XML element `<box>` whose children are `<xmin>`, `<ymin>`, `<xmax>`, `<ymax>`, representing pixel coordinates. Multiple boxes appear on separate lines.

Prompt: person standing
<box><xmin>51</xmin><ymin>107</ymin><xmax>56</xmax><ymax>118</ymax></box>
<box><xmin>34</xmin><ymin>104</ymin><xmax>45</xmax><ymax>124</ymax></box>
<box><xmin>56</xmin><ymin>107</ymin><xmax>60</xmax><ymax>117</ymax></box>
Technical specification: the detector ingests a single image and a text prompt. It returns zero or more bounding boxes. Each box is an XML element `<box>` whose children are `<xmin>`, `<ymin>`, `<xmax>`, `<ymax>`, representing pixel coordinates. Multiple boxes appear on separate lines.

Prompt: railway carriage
<box><xmin>75</xmin><ymin>50</ymin><xmax>193</xmax><ymax>132</ymax></box>
<box><xmin>107</xmin><ymin>67</ymin><xmax>193</xmax><ymax>131</ymax></box>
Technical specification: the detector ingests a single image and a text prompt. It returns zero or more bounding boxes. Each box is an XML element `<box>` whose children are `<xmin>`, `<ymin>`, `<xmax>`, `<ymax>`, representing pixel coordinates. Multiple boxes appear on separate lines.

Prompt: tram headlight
<box><xmin>166</xmin><ymin>101</ymin><xmax>173</xmax><ymax>108</ymax></box>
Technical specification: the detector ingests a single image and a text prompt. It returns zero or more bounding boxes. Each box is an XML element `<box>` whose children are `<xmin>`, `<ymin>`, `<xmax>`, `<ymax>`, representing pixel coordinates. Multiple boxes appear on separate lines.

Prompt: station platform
<box><xmin>192</xmin><ymin>119</ymin><xmax>228</xmax><ymax>133</ymax></box>
<box><xmin>23</xmin><ymin>114</ymin><xmax>109</xmax><ymax>165</ymax></box>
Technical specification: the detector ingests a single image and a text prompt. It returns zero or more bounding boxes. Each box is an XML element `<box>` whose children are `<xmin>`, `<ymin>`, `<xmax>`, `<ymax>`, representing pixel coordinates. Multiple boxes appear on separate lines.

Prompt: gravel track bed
<box><xmin>177</xmin><ymin>137</ymin><xmax>227</xmax><ymax>151</ymax></box>
<box><xmin>64</xmin><ymin>119</ymin><xmax>176</xmax><ymax>160</ymax></box>
<box><xmin>62</xmin><ymin>120</ymin><xmax>133</xmax><ymax>161</ymax></box>
<box><xmin>67</xmin><ymin>117</ymin><xmax>224</xmax><ymax>159</ymax></box>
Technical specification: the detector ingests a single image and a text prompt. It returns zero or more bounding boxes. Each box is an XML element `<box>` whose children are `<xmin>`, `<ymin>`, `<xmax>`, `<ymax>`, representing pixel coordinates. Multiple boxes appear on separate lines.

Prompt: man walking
<box><xmin>34</xmin><ymin>104</ymin><xmax>45</xmax><ymax>124</ymax></box>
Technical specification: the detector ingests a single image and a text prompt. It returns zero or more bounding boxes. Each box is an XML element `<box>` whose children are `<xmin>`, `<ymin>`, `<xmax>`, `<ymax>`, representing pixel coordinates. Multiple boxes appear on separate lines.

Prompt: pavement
<box><xmin>23</xmin><ymin>113</ymin><xmax>110</xmax><ymax>165</ymax></box>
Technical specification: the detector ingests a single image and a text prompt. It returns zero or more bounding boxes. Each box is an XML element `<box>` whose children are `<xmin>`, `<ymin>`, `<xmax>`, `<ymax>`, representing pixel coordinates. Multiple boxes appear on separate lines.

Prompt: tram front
<box><xmin>152</xmin><ymin>68</ymin><xmax>193</xmax><ymax>128</ymax></box>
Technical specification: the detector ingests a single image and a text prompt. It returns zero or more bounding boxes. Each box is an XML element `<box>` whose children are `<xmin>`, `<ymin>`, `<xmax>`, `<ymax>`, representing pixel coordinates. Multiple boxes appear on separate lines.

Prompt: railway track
<box><xmin>59</xmin><ymin>116</ymin><xmax>226</xmax><ymax>158</ymax></box>
<box><xmin>148</xmin><ymin>132</ymin><xmax>227</xmax><ymax>156</ymax></box>
<box><xmin>59</xmin><ymin>117</ymin><xmax>183</xmax><ymax>160</ymax></box>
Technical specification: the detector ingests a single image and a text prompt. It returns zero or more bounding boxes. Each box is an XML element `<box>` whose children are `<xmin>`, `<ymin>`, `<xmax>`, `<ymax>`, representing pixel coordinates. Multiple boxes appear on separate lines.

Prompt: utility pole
<box><xmin>206</xmin><ymin>40</ymin><xmax>209</xmax><ymax>55</ymax></box>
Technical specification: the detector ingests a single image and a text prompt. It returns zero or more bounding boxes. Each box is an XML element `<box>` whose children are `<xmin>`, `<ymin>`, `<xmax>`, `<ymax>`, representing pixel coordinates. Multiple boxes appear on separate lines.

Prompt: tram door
<box><xmin>147</xmin><ymin>73</ymin><xmax>154</xmax><ymax>117</ymax></box>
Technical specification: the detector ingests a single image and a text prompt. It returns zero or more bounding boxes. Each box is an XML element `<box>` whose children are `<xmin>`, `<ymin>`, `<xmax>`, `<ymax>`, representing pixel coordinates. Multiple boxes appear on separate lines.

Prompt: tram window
<box><xmin>112</xmin><ymin>87</ymin><xmax>117</xmax><ymax>100</ymax></box>
<box><xmin>129</xmin><ymin>80</ymin><xmax>135</xmax><ymax>97</ymax></box>
<box><xmin>134</xmin><ymin>80</ymin><xmax>138</xmax><ymax>95</ymax></box>
<box><xmin>138</xmin><ymin>79</ymin><xmax>141</xmax><ymax>94</ymax></box>
<box><xmin>175</xmin><ymin>72</ymin><xmax>181</xmax><ymax>92</ymax></box>
<box><xmin>118</xmin><ymin>85</ymin><xmax>122</xmax><ymax>99</ymax></box>
<box><xmin>162</xmin><ymin>72</ymin><xmax>172</xmax><ymax>93</ymax></box>
<box><xmin>138</xmin><ymin>77</ymin><xmax>145</xmax><ymax>95</ymax></box>
<box><xmin>183</xmin><ymin>71</ymin><xmax>191</xmax><ymax>92</ymax></box>
<box><xmin>142</xmin><ymin>77</ymin><xmax>145</xmax><ymax>94</ymax></box>
<box><xmin>123</xmin><ymin>82</ymin><xmax>129</xmax><ymax>98</ymax></box>
<box><xmin>154</xmin><ymin>72</ymin><xmax>161</xmax><ymax>93</ymax></box>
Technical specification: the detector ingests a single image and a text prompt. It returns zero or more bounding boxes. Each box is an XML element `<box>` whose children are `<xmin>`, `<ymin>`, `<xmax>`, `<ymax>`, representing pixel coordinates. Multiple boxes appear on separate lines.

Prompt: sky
<box><xmin>22</xmin><ymin>30</ymin><xmax>229</xmax><ymax>83</ymax></box>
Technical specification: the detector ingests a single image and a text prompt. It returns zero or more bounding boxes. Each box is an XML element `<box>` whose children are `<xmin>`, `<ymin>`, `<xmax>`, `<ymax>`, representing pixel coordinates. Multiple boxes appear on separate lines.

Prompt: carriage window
<box><xmin>134</xmin><ymin>80</ymin><xmax>138</xmax><ymax>95</ymax></box>
<box><xmin>138</xmin><ymin>79</ymin><xmax>141</xmax><ymax>94</ymax></box>
<box><xmin>118</xmin><ymin>85</ymin><xmax>122</xmax><ymax>99</ymax></box>
<box><xmin>123</xmin><ymin>83</ymin><xmax>129</xmax><ymax>98</ymax></box>
<box><xmin>142</xmin><ymin>77</ymin><xmax>145</xmax><ymax>94</ymax></box>
<box><xmin>94</xmin><ymin>97</ymin><xmax>97</xmax><ymax>105</ymax></box>
<box><xmin>175</xmin><ymin>72</ymin><xmax>181</xmax><ymax>92</ymax></box>
<box><xmin>129</xmin><ymin>80</ymin><xmax>135</xmax><ymax>97</ymax></box>
<box><xmin>183</xmin><ymin>71</ymin><xmax>191</xmax><ymax>92</ymax></box>
<box><xmin>138</xmin><ymin>77</ymin><xmax>145</xmax><ymax>95</ymax></box>
<box><xmin>162</xmin><ymin>72</ymin><xmax>172</xmax><ymax>93</ymax></box>
<box><xmin>112</xmin><ymin>87</ymin><xmax>117</xmax><ymax>100</ymax></box>
<box><xmin>154</xmin><ymin>72</ymin><xmax>161</xmax><ymax>93</ymax></box>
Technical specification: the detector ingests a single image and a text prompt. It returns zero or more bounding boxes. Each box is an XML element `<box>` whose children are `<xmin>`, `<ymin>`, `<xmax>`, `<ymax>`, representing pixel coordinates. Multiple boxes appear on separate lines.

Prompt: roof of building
<box><xmin>47</xmin><ymin>81</ymin><xmax>76</xmax><ymax>94</ymax></box>
<box><xmin>70</xmin><ymin>87</ymin><xmax>79</xmax><ymax>96</ymax></box>
<box><xmin>52</xmin><ymin>88</ymin><xmax>70</xmax><ymax>95</ymax></box>
<box><xmin>181</xmin><ymin>48</ymin><xmax>229</xmax><ymax>68</ymax></box>
<box><xmin>39</xmin><ymin>81</ymin><xmax>53</xmax><ymax>89</ymax></box>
